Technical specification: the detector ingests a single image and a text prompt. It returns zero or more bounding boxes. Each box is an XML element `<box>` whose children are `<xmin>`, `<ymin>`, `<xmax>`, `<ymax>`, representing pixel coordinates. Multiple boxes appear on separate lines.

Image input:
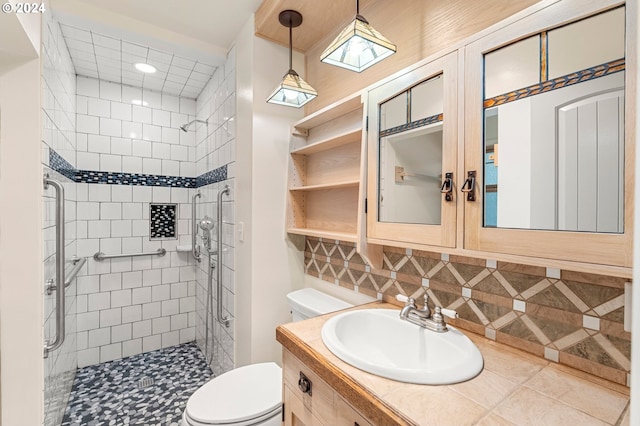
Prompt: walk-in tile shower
<box><xmin>42</xmin><ymin>11</ymin><xmax>236</xmax><ymax>425</ymax></box>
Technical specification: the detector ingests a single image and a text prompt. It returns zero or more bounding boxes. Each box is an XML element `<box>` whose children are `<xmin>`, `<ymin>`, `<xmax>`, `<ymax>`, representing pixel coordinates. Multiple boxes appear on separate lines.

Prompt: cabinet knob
<box><xmin>298</xmin><ymin>371</ymin><xmax>312</xmax><ymax>396</ymax></box>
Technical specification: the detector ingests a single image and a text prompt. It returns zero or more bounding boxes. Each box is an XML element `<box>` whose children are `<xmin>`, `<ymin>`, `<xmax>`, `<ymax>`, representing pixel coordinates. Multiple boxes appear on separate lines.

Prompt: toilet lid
<box><xmin>186</xmin><ymin>362</ymin><xmax>282</xmax><ymax>424</ymax></box>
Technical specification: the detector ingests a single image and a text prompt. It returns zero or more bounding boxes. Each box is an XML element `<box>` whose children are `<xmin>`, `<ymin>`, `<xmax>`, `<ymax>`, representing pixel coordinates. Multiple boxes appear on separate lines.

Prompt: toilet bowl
<box><xmin>181</xmin><ymin>288</ymin><xmax>352</xmax><ymax>426</ymax></box>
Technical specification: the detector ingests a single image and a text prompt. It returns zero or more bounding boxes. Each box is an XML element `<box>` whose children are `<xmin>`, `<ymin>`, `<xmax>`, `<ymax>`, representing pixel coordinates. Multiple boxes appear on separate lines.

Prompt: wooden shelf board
<box><xmin>292</xmin><ymin>92</ymin><xmax>363</xmax><ymax>132</ymax></box>
<box><xmin>287</xmin><ymin>228</ymin><xmax>358</xmax><ymax>242</ymax></box>
<box><xmin>291</xmin><ymin>129</ymin><xmax>362</xmax><ymax>155</ymax></box>
<box><xmin>290</xmin><ymin>180</ymin><xmax>360</xmax><ymax>192</ymax></box>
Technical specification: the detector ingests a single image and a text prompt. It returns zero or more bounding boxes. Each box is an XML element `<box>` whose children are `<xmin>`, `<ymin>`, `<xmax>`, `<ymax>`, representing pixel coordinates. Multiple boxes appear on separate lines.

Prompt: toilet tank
<box><xmin>287</xmin><ymin>288</ymin><xmax>353</xmax><ymax>322</ymax></box>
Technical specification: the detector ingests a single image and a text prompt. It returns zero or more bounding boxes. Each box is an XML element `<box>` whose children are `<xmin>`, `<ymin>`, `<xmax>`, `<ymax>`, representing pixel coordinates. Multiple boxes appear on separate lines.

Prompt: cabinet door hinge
<box><xmin>365</xmin><ymin>115</ymin><xmax>369</xmax><ymax>131</ymax></box>
<box><xmin>282</xmin><ymin>403</ymin><xmax>285</xmax><ymax>421</ymax></box>
<box><xmin>365</xmin><ymin>198</ymin><xmax>368</xmax><ymax>214</ymax></box>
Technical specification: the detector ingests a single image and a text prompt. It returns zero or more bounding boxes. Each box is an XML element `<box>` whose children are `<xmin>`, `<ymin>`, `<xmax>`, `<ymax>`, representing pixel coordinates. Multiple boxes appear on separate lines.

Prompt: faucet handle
<box><xmin>441</xmin><ymin>308</ymin><xmax>458</xmax><ymax>319</ymax></box>
<box><xmin>395</xmin><ymin>294</ymin><xmax>415</xmax><ymax>306</ymax></box>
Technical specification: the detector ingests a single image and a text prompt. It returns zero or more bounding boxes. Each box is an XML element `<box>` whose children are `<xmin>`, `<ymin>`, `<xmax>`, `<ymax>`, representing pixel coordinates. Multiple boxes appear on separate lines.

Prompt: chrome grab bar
<box><xmin>43</xmin><ymin>174</ymin><xmax>66</xmax><ymax>358</ymax></box>
<box><xmin>93</xmin><ymin>248</ymin><xmax>166</xmax><ymax>261</ymax></box>
<box><xmin>45</xmin><ymin>256</ymin><xmax>87</xmax><ymax>295</ymax></box>
<box><xmin>217</xmin><ymin>184</ymin><xmax>230</xmax><ymax>327</ymax></box>
<box><xmin>192</xmin><ymin>190</ymin><xmax>202</xmax><ymax>262</ymax></box>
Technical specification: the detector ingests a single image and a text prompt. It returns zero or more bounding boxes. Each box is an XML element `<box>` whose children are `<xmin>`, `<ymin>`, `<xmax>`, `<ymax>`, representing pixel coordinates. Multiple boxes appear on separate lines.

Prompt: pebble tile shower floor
<box><xmin>62</xmin><ymin>342</ymin><xmax>212</xmax><ymax>425</ymax></box>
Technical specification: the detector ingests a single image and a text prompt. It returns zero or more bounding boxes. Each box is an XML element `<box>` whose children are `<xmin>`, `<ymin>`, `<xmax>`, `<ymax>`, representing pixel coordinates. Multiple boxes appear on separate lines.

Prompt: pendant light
<box><xmin>320</xmin><ymin>0</ymin><xmax>396</xmax><ymax>72</ymax></box>
<box><xmin>267</xmin><ymin>10</ymin><xmax>317</xmax><ymax>108</ymax></box>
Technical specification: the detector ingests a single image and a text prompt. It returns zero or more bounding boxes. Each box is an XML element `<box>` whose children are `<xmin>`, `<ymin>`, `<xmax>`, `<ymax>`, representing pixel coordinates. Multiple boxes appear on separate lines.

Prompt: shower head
<box><xmin>180</xmin><ymin>119</ymin><xmax>208</xmax><ymax>132</ymax></box>
<box><xmin>199</xmin><ymin>216</ymin><xmax>215</xmax><ymax>231</ymax></box>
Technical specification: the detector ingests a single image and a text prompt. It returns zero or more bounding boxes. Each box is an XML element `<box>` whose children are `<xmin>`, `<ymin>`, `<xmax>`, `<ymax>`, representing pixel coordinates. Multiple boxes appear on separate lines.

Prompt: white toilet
<box><xmin>181</xmin><ymin>288</ymin><xmax>352</xmax><ymax>426</ymax></box>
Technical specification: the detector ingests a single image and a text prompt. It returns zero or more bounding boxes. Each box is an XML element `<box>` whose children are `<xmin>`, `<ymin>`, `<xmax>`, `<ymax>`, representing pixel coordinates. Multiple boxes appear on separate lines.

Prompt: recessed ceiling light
<box><xmin>135</xmin><ymin>63</ymin><xmax>157</xmax><ymax>73</ymax></box>
<box><xmin>131</xmin><ymin>99</ymin><xmax>148</xmax><ymax>106</ymax></box>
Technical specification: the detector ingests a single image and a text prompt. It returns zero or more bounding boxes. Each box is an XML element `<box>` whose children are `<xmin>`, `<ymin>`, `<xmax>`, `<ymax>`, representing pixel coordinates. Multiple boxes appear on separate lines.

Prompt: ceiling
<box><xmin>51</xmin><ymin>0</ymin><xmax>263</xmax><ymax>98</ymax></box>
<box><xmin>255</xmin><ymin>0</ymin><xmax>374</xmax><ymax>52</ymax></box>
<box><xmin>60</xmin><ymin>23</ymin><xmax>216</xmax><ymax>98</ymax></box>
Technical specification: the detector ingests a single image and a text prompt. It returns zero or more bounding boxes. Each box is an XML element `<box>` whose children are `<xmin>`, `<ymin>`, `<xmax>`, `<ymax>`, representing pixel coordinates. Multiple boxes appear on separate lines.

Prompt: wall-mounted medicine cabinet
<box><xmin>464</xmin><ymin>1</ymin><xmax>633</xmax><ymax>268</ymax></box>
<box><xmin>364</xmin><ymin>0</ymin><xmax>634</xmax><ymax>273</ymax></box>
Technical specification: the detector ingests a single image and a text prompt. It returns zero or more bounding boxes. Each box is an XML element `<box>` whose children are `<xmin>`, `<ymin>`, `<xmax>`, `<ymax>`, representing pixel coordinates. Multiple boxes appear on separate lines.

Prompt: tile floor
<box><xmin>62</xmin><ymin>342</ymin><xmax>212</xmax><ymax>425</ymax></box>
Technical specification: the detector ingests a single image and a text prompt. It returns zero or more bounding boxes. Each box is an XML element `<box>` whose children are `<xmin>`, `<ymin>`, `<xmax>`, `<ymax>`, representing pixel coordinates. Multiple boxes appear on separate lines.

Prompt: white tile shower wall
<box><xmin>194</xmin><ymin>50</ymin><xmax>236</xmax><ymax>376</ymax></box>
<box><xmin>74</xmin><ymin>78</ymin><xmax>199</xmax><ymax>367</ymax></box>
<box><xmin>41</xmin><ymin>13</ymin><xmax>78</xmax><ymax>426</ymax></box>
<box><xmin>75</xmin><ymin>76</ymin><xmax>197</xmax><ymax>177</ymax></box>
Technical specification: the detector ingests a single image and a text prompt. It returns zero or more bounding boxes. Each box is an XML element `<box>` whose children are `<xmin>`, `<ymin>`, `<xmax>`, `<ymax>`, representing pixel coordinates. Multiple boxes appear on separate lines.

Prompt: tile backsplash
<box><xmin>304</xmin><ymin>237</ymin><xmax>631</xmax><ymax>386</ymax></box>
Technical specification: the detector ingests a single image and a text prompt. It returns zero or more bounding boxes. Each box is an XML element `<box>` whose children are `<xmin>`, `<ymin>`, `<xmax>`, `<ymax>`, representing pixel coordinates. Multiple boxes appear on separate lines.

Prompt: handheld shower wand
<box><xmin>199</xmin><ymin>216</ymin><xmax>215</xmax><ymax>253</ymax></box>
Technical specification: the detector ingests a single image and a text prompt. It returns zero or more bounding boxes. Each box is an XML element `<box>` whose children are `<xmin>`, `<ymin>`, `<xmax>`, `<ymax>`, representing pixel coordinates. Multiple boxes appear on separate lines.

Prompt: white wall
<box><xmin>235</xmin><ymin>15</ymin><xmax>305</xmax><ymax>368</ymax></box>
<box><xmin>0</xmin><ymin>11</ymin><xmax>43</xmax><ymax>426</ymax></box>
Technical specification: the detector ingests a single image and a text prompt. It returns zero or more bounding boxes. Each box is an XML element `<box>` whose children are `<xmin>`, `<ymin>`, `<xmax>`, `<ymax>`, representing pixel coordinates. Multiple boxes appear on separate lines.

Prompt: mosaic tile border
<box><xmin>49</xmin><ymin>149</ymin><xmax>227</xmax><ymax>188</ymax></box>
<box><xmin>61</xmin><ymin>342</ymin><xmax>212</xmax><ymax>426</ymax></box>
<box><xmin>484</xmin><ymin>59</ymin><xmax>625</xmax><ymax>108</ymax></box>
<box><xmin>304</xmin><ymin>237</ymin><xmax>631</xmax><ymax>386</ymax></box>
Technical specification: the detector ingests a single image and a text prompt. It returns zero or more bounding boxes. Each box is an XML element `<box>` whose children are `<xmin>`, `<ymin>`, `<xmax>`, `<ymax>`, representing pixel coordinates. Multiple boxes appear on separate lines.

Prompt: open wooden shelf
<box><xmin>292</xmin><ymin>92</ymin><xmax>363</xmax><ymax>135</ymax></box>
<box><xmin>286</xmin><ymin>92</ymin><xmax>383</xmax><ymax>268</ymax></box>
<box><xmin>287</xmin><ymin>228</ymin><xmax>358</xmax><ymax>243</ymax></box>
<box><xmin>291</xmin><ymin>129</ymin><xmax>362</xmax><ymax>155</ymax></box>
<box><xmin>289</xmin><ymin>180</ymin><xmax>360</xmax><ymax>192</ymax></box>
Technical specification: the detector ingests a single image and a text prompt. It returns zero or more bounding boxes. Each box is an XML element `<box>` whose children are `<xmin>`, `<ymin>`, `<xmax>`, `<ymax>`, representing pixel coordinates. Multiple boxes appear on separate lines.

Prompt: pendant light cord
<box><xmin>289</xmin><ymin>22</ymin><xmax>293</xmax><ymax>71</ymax></box>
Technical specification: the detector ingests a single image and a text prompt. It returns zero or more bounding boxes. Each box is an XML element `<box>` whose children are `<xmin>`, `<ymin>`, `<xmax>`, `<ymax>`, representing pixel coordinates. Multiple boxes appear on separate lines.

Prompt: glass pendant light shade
<box><xmin>267</xmin><ymin>69</ymin><xmax>317</xmax><ymax>107</ymax></box>
<box><xmin>267</xmin><ymin>10</ymin><xmax>317</xmax><ymax>108</ymax></box>
<box><xmin>321</xmin><ymin>3</ymin><xmax>396</xmax><ymax>72</ymax></box>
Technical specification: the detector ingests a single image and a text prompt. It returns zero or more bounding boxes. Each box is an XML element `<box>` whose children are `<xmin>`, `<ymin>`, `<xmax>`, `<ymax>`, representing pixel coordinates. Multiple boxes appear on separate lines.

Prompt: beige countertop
<box><xmin>276</xmin><ymin>301</ymin><xmax>630</xmax><ymax>426</ymax></box>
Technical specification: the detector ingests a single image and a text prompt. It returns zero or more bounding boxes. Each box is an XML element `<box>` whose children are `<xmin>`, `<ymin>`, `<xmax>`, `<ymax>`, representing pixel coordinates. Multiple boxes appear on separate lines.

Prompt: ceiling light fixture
<box><xmin>320</xmin><ymin>0</ymin><xmax>396</xmax><ymax>72</ymax></box>
<box><xmin>267</xmin><ymin>10</ymin><xmax>317</xmax><ymax>108</ymax></box>
<box><xmin>135</xmin><ymin>63</ymin><xmax>157</xmax><ymax>74</ymax></box>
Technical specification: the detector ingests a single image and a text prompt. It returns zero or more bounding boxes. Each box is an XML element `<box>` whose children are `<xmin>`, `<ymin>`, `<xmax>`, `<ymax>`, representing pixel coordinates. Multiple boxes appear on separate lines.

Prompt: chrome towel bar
<box><xmin>93</xmin><ymin>248</ymin><xmax>166</xmax><ymax>261</ymax></box>
<box><xmin>43</xmin><ymin>174</ymin><xmax>66</xmax><ymax>358</ymax></box>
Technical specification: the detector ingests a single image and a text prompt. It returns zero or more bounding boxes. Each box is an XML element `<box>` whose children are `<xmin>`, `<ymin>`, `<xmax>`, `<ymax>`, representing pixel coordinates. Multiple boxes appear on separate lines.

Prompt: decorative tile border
<box><xmin>49</xmin><ymin>149</ymin><xmax>228</xmax><ymax>188</ymax></box>
<box><xmin>379</xmin><ymin>113</ymin><xmax>444</xmax><ymax>138</ymax></box>
<box><xmin>196</xmin><ymin>165</ymin><xmax>228</xmax><ymax>187</ymax></box>
<box><xmin>484</xmin><ymin>59</ymin><xmax>625</xmax><ymax>108</ymax></box>
<box><xmin>49</xmin><ymin>149</ymin><xmax>76</xmax><ymax>181</ymax></box>
<box><xmin>304</xmin><ymin>237</ymin><xmax>631</xmax><ymax>386</ymax></box>
<box><xmin>75</xmin><ymin>169</ymin><xmax>197</xmax><ymax>187</ymax></box>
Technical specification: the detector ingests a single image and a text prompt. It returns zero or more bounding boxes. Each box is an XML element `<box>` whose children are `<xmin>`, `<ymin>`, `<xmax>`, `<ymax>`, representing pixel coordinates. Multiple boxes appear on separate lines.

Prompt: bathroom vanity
<box><xmin>277</xmin><ymin>302</ymin><xmax>630</xmax><ymax>425</ymax></box>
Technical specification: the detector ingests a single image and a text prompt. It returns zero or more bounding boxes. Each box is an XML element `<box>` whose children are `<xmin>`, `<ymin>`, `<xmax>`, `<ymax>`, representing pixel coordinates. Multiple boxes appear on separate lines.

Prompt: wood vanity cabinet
<box><xmin>282</xmin><ymin>349</ymin><xmax>373</xmax><ymax>426</ymax></box>
<box><xmin>364</xmin><ymin>0</ymin><xmax>635</xmax><ymax>272</ymax></box>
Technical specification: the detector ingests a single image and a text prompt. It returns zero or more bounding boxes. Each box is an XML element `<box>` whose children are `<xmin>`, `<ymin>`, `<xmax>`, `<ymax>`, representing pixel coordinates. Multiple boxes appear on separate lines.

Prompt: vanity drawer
<box><xmin>283</xmin><ymin>349</ymin><xmax>335</xmax><ymax>425</ymax></box>
<box><xmin>335</xmin><ymin>395</ymin><xmax>373</xmax><ymax>426</ymax></box>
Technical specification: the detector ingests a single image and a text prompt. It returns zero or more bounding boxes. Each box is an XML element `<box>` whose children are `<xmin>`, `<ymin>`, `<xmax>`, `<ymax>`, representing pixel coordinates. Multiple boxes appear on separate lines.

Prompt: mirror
<box><xmin>483</xmin><ymin>7</ymin><xmax>625</xmax><ymax>233</ymax></box>
<box><xmin>378</xmin><ymin>75</ymin><xmax>445</xmax><ymax>224</ymax></box>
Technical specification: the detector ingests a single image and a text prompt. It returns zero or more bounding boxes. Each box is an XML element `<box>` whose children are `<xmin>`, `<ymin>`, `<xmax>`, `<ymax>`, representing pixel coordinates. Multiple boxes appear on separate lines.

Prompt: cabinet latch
<box><xmin>461</xmin><ymin>170</ymin><xmax>476</xmax><ymax>201</ymax></box>
<box><xmin>440</xmin><ymin>172</ymin><xmax>454</xmax><ymax>201</ymax></box>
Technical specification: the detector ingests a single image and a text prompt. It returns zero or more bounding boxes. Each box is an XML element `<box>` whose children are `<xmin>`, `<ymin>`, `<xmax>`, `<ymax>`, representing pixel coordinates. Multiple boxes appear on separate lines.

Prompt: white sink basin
<box><xmin>321</xmin><ymin>309</ymin><xmax>483</xmax><ymax>385</ymax></box>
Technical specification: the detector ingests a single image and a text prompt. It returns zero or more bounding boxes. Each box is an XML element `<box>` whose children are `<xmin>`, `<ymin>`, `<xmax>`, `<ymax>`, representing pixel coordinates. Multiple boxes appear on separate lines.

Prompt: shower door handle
<box><xmin>43</xmin><ymin>174</ymin><xmax>66</xmax><ymax>358</ymax></box>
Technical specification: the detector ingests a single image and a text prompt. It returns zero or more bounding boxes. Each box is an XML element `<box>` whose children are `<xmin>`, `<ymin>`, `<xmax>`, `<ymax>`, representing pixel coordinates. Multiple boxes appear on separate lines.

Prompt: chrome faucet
<box><xmin>396</xmin><ymin>294</ymin><xmax>458</xmax><ymax>333</ymax></box>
